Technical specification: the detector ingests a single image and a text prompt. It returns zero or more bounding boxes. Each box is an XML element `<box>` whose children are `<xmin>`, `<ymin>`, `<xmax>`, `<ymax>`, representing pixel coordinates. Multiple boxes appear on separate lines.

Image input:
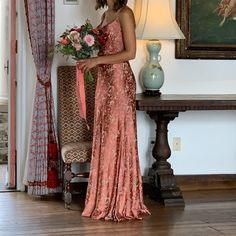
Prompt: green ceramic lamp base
<box><xmin>141</xmin><ymin>40</ymin><xmax>164</xmax><ymax>95</ymax></box>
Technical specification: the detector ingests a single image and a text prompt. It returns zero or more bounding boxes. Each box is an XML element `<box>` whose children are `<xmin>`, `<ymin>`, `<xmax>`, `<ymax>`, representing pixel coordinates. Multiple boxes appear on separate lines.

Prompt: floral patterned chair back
<box><xmin>57</xmin><ymin>66</ymin><xmax>96</xmax><ymax>208</ymax></box>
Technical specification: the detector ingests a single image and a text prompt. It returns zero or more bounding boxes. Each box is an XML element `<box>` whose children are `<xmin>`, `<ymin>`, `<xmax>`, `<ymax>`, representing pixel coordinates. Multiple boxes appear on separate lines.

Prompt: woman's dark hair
<box><xmin>96</xmin><ymin>0</ymin><xmax>128</xmax><ymax>11</ymax></box>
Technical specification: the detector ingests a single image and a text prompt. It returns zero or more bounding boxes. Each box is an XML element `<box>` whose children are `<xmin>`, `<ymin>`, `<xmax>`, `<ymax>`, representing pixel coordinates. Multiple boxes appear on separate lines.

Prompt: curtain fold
<box><xmin>24</xmin><ymin>0</ymin><xmax>61</xmax><ymax>195</ymax></box>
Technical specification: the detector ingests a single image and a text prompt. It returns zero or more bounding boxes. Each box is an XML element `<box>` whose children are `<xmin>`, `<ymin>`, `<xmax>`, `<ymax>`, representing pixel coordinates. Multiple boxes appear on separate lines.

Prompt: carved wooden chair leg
<box><xmin>64</xmin><ymin>163</ymin><xmax>72</xmax><ymax>209</ymax></box>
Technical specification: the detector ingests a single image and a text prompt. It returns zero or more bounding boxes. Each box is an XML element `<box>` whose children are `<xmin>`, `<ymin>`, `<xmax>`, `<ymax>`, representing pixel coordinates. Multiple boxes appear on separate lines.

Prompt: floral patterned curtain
<box><xmin>24</xmin><ymin>0</ymin><xmax>61</xmax><ymax>195</ymax></box>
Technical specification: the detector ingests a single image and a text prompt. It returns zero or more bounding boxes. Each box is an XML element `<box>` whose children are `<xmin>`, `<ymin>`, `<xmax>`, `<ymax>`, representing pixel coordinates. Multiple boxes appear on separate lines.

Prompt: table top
<box><xmin>136</xmin><ymin>94</ymin><xmax>236</xmax><ymax>111</ymax></box>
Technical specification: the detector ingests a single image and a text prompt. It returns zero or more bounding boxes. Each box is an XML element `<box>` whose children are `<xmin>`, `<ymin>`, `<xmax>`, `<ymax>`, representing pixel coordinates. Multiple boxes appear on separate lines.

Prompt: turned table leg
<box><xmin>147</xmin><ymin>111</ymin><xmax>185</xmax><ymax>207</ymax></box>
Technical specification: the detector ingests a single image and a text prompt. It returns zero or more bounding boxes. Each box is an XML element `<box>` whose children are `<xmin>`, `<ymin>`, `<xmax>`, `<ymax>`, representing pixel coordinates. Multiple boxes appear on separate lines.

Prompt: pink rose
<box><xmin>73</xmin><ymin>43</ymin><xmax>82</xmax><ymax>51</ymax></box>
<box><xmin>83</xmin><ymin>34</ymin><xmax>95</xmax><ymax>46</ymax></box>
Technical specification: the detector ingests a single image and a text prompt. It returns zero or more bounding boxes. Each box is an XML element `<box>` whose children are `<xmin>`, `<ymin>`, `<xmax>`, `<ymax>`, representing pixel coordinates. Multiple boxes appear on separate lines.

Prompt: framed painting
<box><xmin>63</xmin><ymin>0</ymin><xmax>79</xmax><ymax>5</ymax></box>
<box><xmin>175</xmin><ymin>0</ymin><xmax>236</xmax><ymax>59</ymax></box>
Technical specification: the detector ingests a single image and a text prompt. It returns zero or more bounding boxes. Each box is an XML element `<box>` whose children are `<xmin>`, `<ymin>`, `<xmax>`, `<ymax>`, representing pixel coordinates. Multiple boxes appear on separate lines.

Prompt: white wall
<box><xmin>0</xmin><ymin>0</ymin><xmax>9</xmax><ymax>99</ymax></box>
<box><xmin>17</xmin><ymin>0</ymin><xmax>236</xmax><ymax>189</ymax></box>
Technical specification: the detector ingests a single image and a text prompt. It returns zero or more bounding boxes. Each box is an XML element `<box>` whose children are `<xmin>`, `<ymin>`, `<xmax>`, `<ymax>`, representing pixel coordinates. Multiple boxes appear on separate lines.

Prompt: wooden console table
<box><xmin>136</xmin><ymin>94</ymin><xmax>236</xmax><ymax>207</ymax></box>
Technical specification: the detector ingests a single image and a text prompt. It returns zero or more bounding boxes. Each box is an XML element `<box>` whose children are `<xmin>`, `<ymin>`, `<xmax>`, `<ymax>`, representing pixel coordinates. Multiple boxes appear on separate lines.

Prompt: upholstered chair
<box><xmin>57</xmin><ymin>66</ymin><xmax>96</xmax><ymax>208</ymax></box>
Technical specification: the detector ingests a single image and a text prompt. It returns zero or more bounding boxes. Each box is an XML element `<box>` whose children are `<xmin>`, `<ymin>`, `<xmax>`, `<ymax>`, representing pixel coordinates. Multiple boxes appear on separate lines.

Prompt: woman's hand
<box><xmin>76</xmin><ymin>57</ymin><xmax>99</xmax><ymax>73</ymax></box>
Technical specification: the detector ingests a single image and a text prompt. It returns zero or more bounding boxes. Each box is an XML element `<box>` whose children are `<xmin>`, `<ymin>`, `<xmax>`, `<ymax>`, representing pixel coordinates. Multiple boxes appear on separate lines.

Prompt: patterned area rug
<box><xmin>0</xmin><ymin>113</ymin><xmax>8</xmax><ymax>164</ymax></box>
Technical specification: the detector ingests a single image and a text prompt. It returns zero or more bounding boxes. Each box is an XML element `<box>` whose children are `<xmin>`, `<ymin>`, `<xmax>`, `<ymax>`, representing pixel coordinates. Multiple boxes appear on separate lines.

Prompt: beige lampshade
<box><xmin>134</xmin><ymin>0</ymin><xmax>185</xmax><ymax>40</ymax></box>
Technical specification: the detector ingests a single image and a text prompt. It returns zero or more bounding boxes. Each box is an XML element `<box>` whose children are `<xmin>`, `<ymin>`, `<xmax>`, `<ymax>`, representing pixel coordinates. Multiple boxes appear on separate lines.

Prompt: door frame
<box><xmin>8</xmin><ymin>0</ymin><xmax>17</xmax><ymax>189</ymax></box>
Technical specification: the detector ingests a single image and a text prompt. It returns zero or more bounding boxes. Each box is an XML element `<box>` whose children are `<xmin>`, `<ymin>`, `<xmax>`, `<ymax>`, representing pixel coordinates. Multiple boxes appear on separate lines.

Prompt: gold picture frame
<box><xmin>175</xmin><ymin>0</ymin><xmax>236</xmax><ymax>59</ymax></box>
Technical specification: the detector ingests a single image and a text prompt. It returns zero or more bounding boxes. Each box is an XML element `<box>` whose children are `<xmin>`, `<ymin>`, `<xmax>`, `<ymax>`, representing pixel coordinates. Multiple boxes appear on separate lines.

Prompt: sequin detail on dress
<box><xmin>82</xmin><ymin>19</ymin><xmax>151</xmax><ymax>221</ymax></box>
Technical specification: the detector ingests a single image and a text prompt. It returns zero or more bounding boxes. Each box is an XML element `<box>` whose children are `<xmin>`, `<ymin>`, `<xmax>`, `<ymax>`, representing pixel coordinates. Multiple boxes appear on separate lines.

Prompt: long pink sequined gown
<box><xmin>82</xmin><ymin>18</ymin><xmax>150</xmax><ymax>221</ymax></box>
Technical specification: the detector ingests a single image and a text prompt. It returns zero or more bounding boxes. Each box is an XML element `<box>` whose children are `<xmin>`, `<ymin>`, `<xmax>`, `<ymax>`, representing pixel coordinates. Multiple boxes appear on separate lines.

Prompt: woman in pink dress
<box><xmin>77</xmin><ymin>0</ymin><xmax>150</xmax><ymax>221</ymax></box>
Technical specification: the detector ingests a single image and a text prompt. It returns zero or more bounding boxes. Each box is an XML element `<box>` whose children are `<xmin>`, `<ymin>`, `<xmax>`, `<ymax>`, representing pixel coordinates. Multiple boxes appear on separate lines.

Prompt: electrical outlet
<box><xmin>173</xmin><ymin>137</ymin><xmax>181</xmax><ymax>151</ymax></box>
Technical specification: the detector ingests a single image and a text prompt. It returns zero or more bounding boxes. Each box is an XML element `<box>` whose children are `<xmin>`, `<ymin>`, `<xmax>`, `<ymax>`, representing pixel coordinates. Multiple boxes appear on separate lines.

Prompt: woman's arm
<box><xmin>77</xmin><ymin>7</ymin><xmax>136</xmax><ymax>72</ymax></box>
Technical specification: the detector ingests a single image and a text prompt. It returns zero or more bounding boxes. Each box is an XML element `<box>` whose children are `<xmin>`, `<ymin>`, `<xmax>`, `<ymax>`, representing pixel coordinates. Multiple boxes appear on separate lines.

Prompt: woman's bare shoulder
<box><xmin>118</xmin><ymin>6</ymin><xmax>134</xmax><ymax>17</ymax></box>
<box><xmin>118</xmin><ymin>6</ymin><xmax>135</xmax><ymax>24</ymax></box>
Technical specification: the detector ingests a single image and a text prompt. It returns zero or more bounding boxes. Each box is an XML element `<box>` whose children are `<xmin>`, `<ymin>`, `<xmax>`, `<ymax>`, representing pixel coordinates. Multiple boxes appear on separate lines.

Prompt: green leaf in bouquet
<box><xmin>85</xmin><ymin>70</ymin><xmax>94</xmax><ymax>83</ymax></box>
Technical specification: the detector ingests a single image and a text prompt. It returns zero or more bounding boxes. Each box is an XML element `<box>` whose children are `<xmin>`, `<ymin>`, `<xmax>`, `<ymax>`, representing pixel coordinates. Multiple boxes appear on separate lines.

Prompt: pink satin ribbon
<box><xmin>76</xmin><ymin>65</ymin><xmax>89</xmax><ymax>129</ymax></box>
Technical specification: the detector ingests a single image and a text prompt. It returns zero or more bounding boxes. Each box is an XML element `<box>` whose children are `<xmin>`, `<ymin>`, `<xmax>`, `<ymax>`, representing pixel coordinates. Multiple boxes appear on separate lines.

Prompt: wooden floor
<box><xmin>1</xmin><ymin>190</ymin><xmax>236</xmax><ymax>236</ymax></box>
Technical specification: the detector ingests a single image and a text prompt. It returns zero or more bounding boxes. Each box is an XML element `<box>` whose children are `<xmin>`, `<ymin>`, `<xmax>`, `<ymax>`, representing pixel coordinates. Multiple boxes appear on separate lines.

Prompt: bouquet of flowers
<box><xmin>56</xmin><ymin>20</ymin><xmax>101</xmax><ymax>81</ymax></box>
<box><xmin>56</xmin><ymin>20</ymin><xmax>101</xmax><ymax>124</ymax></box>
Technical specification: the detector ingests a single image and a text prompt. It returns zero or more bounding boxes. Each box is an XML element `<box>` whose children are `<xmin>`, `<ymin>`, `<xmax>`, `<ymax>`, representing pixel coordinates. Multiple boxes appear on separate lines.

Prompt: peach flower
<box><xmin>58</xmin><ymin>37</ymin><xmax>70</xmax><ymax>45</ymax></box>
<box><xmin>69</xmin><ymin>31</ymin><xmax>80</xmax><ymax>42</ymax></box>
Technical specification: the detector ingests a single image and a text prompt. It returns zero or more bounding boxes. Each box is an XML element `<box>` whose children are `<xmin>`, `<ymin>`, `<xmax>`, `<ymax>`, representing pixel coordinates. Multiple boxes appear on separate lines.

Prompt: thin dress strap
<box><xmin>100</xmin><ymin>7</ymin><xmax>123</xmax><ymax>28</ymax></box>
